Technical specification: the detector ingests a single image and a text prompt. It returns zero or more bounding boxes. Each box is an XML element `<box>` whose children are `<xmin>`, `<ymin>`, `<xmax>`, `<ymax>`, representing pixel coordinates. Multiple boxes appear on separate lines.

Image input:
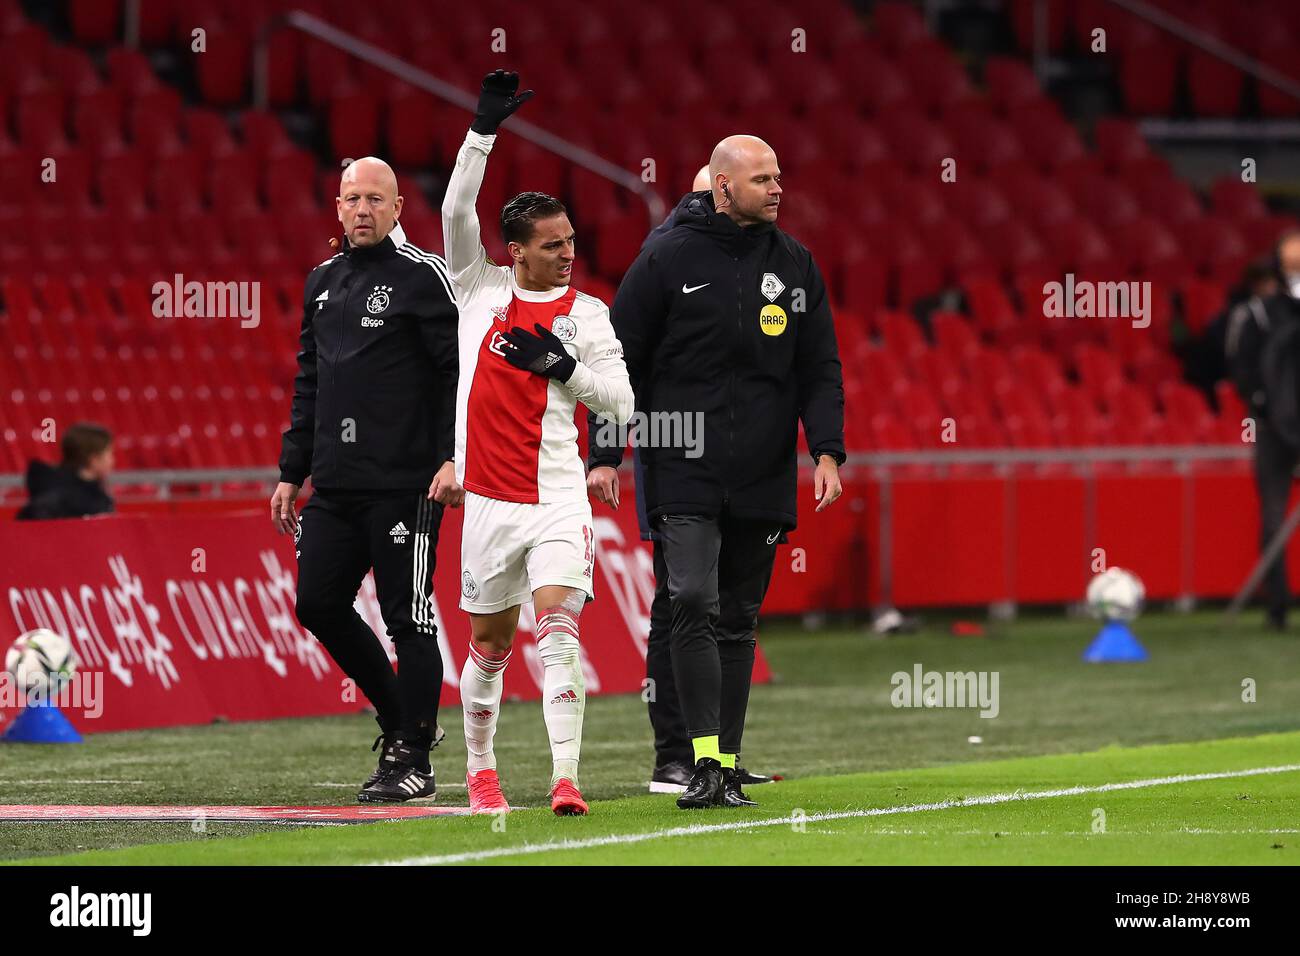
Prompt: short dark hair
<box><xmin>61</xmin><ymin>422</ymin><xmax>112</xmax><ymax>470</ymax></box>
<box><xmin>500</xmin><ymin>191</ymin><xmax>567</xmax><ymax>245</ymax></box>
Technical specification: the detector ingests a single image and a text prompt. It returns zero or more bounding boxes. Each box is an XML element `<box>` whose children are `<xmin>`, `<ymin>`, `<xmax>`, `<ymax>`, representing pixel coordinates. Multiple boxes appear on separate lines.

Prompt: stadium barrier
<box><xmin>2</xmin><ymin>442</ymin><xmax>1283</xmax><ymax>627</ymax></box>
<box><xmin>0</xmin><ymin>505</ymin><xmax>771</xmax><ymax>734</ymax></box>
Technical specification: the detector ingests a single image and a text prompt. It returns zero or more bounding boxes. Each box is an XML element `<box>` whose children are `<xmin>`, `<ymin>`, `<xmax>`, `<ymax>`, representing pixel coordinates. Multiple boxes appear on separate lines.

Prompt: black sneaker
<box><xmin>358</xmin><ymin>739</ymin><xmax>435</xmax><ymax>803</ymax></box>
<box><xmin>676</xmin><ymin>758</ymin><xmax>724</xmax><ymax>809</ymax></box>
<box><xmin>363</xmin><ymin>724</ymin><xmax>445</xmax><ymax>791</ymax></box>
<box><xmin>363</xmin><ymin>733</ymin><xmax>395</xmax><ymax>791</ymax></box>
<box><xmin>649</xmin><ymin>760</ymin><xmax>693</xmax><ymax>794</ymax></box>
<box><xmin>721</xmin><ymin>767</ymin><xmax>758</xmax><ymax>807</ymax></box>
<box><xmin>735</xmin><ymin>765</ymin><xmax>775</xmax><ymax>786</ymax></box>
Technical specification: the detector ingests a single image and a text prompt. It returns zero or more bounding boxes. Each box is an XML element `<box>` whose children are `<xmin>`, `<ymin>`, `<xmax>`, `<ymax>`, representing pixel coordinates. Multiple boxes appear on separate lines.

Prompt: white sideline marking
<box><xmin>373</xmin><ymin>763</ymin><xmax>1300</xmax><ymax>866</ymax></box>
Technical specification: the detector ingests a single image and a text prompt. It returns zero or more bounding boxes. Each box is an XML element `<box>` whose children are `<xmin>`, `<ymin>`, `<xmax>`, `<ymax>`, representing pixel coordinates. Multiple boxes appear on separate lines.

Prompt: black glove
<box><xmin>501</xmin><ymin>323</ymin><xmax>576</xmax><ymax>382</ymax></box>
<box><xmin>471</xmin><ymin>69</ymin><xmax>534</xmax><ymax>135</ymax></box>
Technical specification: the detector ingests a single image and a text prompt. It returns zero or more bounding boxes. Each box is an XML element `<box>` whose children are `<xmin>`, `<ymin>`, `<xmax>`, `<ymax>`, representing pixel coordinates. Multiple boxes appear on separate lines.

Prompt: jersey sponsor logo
<box><xmin>682</xmin><ymin>282</ymin><xmax>710</xmax><ymax>294</ymax></box>
<box><xmin>361</xmin><ymin>316</ymin><xmax>384</xmax><ymax>327</ymax></box>
<box><xmin>487</xmin><ymin>329</ymin><xmax>511</xmax><ymax>358</ymax></box>
<box><xmin>760</xmin><ymin>273</ymin><xmax>785</xmax><ymax>301</ymax></box>
<box><xmin>462</xmin><ymin>570</ymin><xmax>480</xmax><ymax>600</ymax></box>
<box><xmin>366</xmin><ymin>284</ymin><xmax>392</xmax><ymax>314</ymax></box>
<box><xmin>389</xmin><ymin>521</ymin><xmax>408</xmax><ymax>544</ymax></box>
<box><xmin>551</xmin><ymin>315</ymin><xmax>577</xmax><ymax>342</ymax></box>
<box><xmin>759</xmin><ymin>304</ymin><xmax>788</xmax><ymax>336</ymax></box>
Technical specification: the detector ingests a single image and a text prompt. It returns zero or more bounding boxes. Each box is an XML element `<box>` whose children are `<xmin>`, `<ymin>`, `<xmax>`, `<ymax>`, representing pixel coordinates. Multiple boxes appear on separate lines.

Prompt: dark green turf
<box><xmin>1</xmin><ymin>608</ymin><xmax>1297</xmax><ymax>862</ymax></box>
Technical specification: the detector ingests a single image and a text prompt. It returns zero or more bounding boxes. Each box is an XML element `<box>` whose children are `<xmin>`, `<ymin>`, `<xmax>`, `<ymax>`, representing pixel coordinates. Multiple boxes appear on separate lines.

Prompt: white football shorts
<box><xmin>459</xmin><ymin>490</ymin><xmax>596</xmax><ymax>614</ymax></box>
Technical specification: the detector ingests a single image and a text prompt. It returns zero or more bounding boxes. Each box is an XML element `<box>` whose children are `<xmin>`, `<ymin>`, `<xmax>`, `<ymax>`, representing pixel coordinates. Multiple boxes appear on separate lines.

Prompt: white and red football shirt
<box><xmin>442</xmin><ymin>130</ymin><xmax>633</xmax><ymax>504</ymax></box>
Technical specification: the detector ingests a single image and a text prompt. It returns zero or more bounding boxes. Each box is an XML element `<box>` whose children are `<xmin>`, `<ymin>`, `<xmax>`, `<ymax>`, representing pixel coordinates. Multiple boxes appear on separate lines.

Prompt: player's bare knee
<box><xmin>469</xmin><ymin>611</ymin><xmax>517</xmax><ymax>655</ymax></box>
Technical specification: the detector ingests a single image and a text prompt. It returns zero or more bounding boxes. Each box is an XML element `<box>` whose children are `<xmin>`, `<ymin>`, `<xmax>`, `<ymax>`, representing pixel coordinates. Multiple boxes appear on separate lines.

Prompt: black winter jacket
<box><xmin>278</xmin><ymin>222</ymin><xmax>458</xmax><ymax>494</ymax></box>
<box><xmin>16</xmin><ymin>460</ymin><xmax>113</xmax><ymax>520</ymax></box>
<box><xmin>589</xmin><ymin>191</ymin><xmax>845</xmax><ymax>529</ymax></box>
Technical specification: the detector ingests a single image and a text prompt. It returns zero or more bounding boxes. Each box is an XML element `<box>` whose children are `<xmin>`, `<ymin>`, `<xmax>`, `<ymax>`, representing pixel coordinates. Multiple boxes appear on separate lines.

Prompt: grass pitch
<box><xmin>2</xmin><ymin>609</ymin><xmax>1298</xmax><ymax>865</ymax></box>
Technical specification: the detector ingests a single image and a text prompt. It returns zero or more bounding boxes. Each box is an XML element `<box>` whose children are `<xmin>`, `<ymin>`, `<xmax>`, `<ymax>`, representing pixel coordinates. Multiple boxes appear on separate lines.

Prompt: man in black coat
<box><xmin>1229</xmin><ymin>229</ymin><xmax>1300</xmax><ymax>629</ymax></box>
<box><xmin>588</xmin><ymin>135</ymin><xmax>845</xmax><ymax>808</ymax></box>
<box><xmin>272</xmin><ymin>157</ymin><xmax>463</xmax><ymax>802</ymax></box>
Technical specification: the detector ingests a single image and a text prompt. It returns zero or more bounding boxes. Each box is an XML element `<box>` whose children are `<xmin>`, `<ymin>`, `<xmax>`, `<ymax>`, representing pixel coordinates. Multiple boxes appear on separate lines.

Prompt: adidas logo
<box><xmin>543</xmin><ymin>353</ymin><xmax>561</xmax><ymax>370</ymax></box>
<box><xmin>549</xmin><ymin>689</ymin><xmax>580</xmax><ymax>705</ymax></box>
<box><xmin>390</xmin><ymin>522</ymin><xmax>408</xmax><ymax>544</ymax></box>
<box><xmin>315</xmin><ymin>289</ymin><xmax>329</xmax><ymax>302</ymax></box>
<box><xmin>467</xmin><ymin>709</ymin><xmax>494</xmax><ymax>720</ymax></box>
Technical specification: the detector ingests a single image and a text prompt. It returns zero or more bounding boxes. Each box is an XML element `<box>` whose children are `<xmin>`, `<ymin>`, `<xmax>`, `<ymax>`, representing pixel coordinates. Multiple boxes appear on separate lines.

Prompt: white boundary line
<box><xmin>373</xmin><ymin>763</ymin><xmax>1300</xmax><ymax>866</ymax></box>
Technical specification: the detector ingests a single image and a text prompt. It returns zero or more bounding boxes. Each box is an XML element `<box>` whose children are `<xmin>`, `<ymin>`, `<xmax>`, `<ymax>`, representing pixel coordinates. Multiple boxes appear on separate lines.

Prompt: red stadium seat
<box><xmin>69</xmin><ymin>0</ymin><xmax>122</xmax><ymax>46</ymax></box>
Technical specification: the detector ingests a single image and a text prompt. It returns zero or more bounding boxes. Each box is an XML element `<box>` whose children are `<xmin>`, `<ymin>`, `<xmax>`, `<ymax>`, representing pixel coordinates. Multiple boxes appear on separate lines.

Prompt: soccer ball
<box><xmin>1086</xmin><ymin>568</ymin><xmax>1145</xmax><ymax>622</ymax></box>
<box><xmin>4</xmin><ymin>628</ymin><xmax>77</xmax><ymax>695</ymax></box>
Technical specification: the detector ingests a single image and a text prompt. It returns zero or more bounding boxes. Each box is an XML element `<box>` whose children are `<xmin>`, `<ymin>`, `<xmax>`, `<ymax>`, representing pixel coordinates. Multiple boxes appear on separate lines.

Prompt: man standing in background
<box><xmin>1229</xmin><ymin>229</ymin><xmax>1300</xmax><ymax>630</ymax></box>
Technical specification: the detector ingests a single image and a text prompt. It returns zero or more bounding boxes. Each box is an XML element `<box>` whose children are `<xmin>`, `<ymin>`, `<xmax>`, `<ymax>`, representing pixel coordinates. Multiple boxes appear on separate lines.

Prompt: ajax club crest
<box><xmin>551</xmin><ymin>315</ymin><xmax>577</xmax><ymax>342</ymax></box>
<box><xmin>367</xmin><ymin>285</ymin><xmax>392</xmax><ymax>314</ymax></box>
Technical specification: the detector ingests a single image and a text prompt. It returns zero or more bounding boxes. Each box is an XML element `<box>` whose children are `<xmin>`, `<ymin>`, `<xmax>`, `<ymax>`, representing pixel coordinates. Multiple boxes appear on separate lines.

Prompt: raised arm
<box><xmin>441</xmin><ymin>70</ymin><xmax>534</xmax><ymax>296</ymax></box>
<box><xmin>441</xmin><ymin>131</ymin><xmax>494</xmax><ymax>296</ymax></box>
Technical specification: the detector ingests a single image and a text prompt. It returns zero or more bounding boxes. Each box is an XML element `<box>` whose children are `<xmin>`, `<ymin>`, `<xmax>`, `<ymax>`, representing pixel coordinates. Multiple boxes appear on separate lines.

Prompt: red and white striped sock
<box><xmin>461</xmin><ymin>642</ymin><xmax>511</xmax><ymax>774</ymax></box>
<box><xmin>536</xmin><ymin>607</ymin><xmax>585</xmax><ymax>787</ymax></box>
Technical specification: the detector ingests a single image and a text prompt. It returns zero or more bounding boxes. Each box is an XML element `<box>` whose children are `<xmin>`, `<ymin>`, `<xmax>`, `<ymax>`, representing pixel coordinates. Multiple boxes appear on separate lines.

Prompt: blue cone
<box><xmin>2</xmin><ymin>701</ymin><xmax>83</xmax><ymax>743</ymax></box>
<box><xmin>1082</xmin><ymin>619</ymin><xmax>1148</xmax><ymax>663</ymax></box>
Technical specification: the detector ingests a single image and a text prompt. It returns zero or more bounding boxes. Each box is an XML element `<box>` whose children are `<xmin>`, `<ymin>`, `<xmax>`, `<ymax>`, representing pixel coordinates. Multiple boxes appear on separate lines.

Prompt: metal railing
<box><xmin>251</xmin><ymin>10</ymin><xmax>667</xmax><ymax>223</ymax></box>
<box><xmin>0</xmin><ymin>445</ymin><xmax>1256</xmax><ymax>611</ymax></box>
<box><xmin>0</xmin><ymin>468</ymin><xmax>278</xmax><ymax>498</ymax></box>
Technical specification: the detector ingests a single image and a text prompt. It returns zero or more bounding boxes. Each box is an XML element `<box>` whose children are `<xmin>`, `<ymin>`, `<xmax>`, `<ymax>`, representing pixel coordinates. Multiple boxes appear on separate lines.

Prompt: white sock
<box><xmin>537</xmin><ymin>607</ymin><xmax>585</xmax><ymax>788</ymax></box>
<box><xmin>461</xmin><ymin>642</ymin><xmax>510</xmax><ymax>774</ymax></box>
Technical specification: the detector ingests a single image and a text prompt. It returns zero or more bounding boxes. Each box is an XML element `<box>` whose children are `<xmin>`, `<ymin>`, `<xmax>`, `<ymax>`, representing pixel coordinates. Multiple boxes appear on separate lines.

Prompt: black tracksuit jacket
<box><xmin>278</xmin><ymin>222</ymin><xmax>458</xmax><ymax>494</ymax></box>
<box><xmin>589</xmin><ymin>191</ymin><xmax>845</xmax><ymax>529</ymax></box>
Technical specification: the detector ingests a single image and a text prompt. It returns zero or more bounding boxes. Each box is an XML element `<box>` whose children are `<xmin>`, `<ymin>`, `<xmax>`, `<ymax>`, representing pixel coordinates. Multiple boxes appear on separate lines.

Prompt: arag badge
<box><xmin>759</xmin><ymin>304</ymin><xmax>788</xmax><ymax>336</ymax></box>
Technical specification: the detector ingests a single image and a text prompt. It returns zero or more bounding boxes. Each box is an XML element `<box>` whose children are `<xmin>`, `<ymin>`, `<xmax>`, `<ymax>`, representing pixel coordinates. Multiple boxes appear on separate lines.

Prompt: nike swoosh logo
<box><xmin>767</xmin><ymin>532</ymin><xmax>780</xmax><ymax>545</ymax></box>
<box><xmin>682</xmin><ymin>283</ymin><xmax>710</xmax><ymax>294</ymax></box>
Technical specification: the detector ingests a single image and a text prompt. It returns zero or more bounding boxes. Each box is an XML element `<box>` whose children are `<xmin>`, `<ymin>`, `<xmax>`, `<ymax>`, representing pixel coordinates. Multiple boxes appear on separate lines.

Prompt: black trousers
<box><xmin>294</xmin><ymin>490</ymin><xmax>444</xmax><ymax>747</ymax></box>
<box><xmin>1254</xmin><ymin>421</ymin><xmax>1300</xmax><ymax>620</ymax></box>
<box><xmin>654</xmin><ymin>512</ymin><xmax>780</xmax><ymax>758</ymax></box>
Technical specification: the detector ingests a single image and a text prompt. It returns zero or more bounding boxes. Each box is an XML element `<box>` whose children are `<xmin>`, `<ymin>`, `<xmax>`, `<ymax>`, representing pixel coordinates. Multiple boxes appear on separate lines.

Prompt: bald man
<box><xmin>588</xmin><ymin>135</ymin><xmax>845</xmax><ymax>809</ymax></box>
<box><xmin>589</xmin><ymin>163</ymin><xmax>778</xmax><ymax>794</ymax></box>
<box><xmin>275</xmin><ymin>156</ymin><xmax>463</xmax><ymax>803</ymax></box>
